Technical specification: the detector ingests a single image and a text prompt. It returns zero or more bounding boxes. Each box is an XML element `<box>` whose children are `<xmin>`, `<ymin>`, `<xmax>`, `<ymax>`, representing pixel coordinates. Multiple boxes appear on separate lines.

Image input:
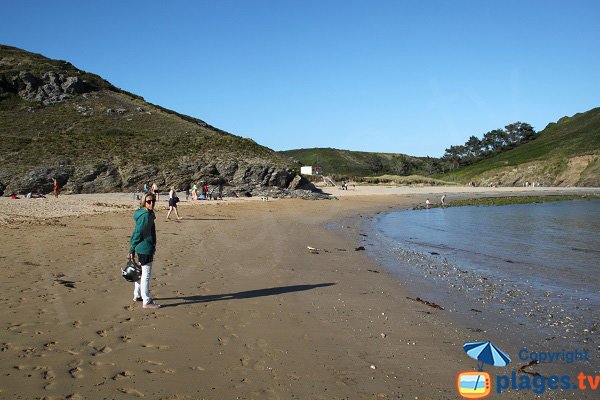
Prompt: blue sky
<box><xmin>2</xmin><ymin>0</ymin><xmax>599</xmax><ymax>157</ymax></box>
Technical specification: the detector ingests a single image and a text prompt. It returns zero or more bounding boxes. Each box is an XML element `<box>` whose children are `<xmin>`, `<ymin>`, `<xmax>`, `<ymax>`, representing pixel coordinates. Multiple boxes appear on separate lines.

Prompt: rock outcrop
<box><xmin>3</xmin><ymin>71</ymin><xmax>96</xmax><ymax>105</ymax></box>
<box><xmin>0</xmin><ymin>159</ymin><xmax>322</xmax><ymax>199</ymax></box>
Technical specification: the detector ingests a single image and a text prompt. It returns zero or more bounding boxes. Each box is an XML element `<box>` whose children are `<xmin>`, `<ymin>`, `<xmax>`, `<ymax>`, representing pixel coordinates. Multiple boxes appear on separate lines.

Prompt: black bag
<box><xmin>174</xmin><ymin>196</ymin><xmax>179</xmax><ymax>203</ymax></box>
<box><xmin>121</xmin><ymin>260</ymin><xmax>141</xmax><ymax>282</ymax></box>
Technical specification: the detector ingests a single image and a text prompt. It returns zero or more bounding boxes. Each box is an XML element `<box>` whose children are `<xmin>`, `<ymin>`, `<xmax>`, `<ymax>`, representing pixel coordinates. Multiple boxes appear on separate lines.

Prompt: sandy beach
<box><xmin>1</xmin><ymin>186</ymin><xmax>598</xmax><ymax>399</ymax></box>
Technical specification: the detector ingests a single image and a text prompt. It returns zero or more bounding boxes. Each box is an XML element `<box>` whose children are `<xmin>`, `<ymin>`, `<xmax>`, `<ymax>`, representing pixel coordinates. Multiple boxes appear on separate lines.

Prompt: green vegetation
<box><xmin>447</xmin><ymin>194</ymin><xmax>600</xmax><ymax>207</ymax></box>
<box><xmin>0</xmin><ymin>45</ymin><xmax>294</xmax><ymax>182</ymax></box>
<box><xmin>442</xmin><ymin>122</ymin><xmax>537</xmax><ymax>169</ymax></box>
<box><xmin>439</xmin><ymin>108</ymin><xmax>600</xmax><ymax>185</ymax></box>
<box><xmin>355</xmin><ymin>175</ymin><xmax>456</xmax><ymax>186</ymax></box>
<box><xmin>280</xmin><ymin>148</ymin><xmax>444</xmax><ymax>177</ymax></box>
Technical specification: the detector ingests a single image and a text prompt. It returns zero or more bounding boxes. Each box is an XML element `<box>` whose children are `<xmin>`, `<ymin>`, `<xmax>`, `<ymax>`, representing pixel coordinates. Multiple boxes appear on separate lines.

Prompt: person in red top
<box><xmin>53</xmin><ymin>177</ymin><xmax>60</xmax><ymax>198</ymax></box>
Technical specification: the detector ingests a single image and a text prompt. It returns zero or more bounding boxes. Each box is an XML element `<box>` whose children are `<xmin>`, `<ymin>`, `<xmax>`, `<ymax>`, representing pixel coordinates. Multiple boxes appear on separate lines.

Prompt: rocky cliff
<box><xmin>0</xmin><ymin>45</ymin><xmax>325</xmax><ymax>199</ymax></box>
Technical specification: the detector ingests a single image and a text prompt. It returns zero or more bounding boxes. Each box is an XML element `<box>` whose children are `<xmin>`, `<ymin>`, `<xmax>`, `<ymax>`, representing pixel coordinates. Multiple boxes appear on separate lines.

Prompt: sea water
<box><xmin>367</xmin><ymin>200</ymin><xmax>600</xmax><ymax>353</ymax></box>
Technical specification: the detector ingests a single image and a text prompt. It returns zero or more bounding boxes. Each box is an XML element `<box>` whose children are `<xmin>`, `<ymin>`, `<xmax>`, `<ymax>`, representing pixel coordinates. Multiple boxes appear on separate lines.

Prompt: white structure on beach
<box><xmin>300</xmin><ymin>166</ymin><xmax>322</xmax><ymax>175</ymax></box>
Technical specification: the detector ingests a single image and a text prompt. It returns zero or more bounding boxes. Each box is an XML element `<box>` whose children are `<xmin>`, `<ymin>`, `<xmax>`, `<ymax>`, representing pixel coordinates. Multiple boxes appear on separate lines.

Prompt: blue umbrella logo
<box><xmin>463</xmin><ymin>341</ymin><xmax>511</xmax><ymax>371</ymax></box>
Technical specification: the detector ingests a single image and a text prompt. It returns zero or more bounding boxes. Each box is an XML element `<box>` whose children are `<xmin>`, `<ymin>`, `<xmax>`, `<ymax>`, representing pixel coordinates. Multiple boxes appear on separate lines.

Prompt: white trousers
<box><xmin>133</xmin><ymin>262</ymin><xmax>153</xmax><ymax>304</ymax></box>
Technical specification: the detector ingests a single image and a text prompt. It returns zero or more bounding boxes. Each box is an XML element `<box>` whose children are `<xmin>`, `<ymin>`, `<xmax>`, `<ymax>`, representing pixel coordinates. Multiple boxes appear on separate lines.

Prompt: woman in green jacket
<box><xmin>128</xmin><ymin>193</ymin><xmax>161</xmax><ymax>309</ymax></box>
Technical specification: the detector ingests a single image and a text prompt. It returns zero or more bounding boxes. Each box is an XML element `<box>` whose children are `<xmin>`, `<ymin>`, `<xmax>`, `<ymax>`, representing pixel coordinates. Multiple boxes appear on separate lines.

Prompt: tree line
<box><xmin>442</xmin><ymin>122</ymin><xmax>537</xmax><ymax>170</ymax></box>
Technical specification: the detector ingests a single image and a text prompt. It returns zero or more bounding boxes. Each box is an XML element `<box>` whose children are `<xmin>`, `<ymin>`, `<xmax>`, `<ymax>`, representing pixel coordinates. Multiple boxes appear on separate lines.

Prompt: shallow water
<box><xmin>367</xmin><ymin>200</ymin><xmax>600</xmax><ymax>359</ymax></box>
<box><xmin>376</xmin><ymin>200</ymin><xmax>599</xmax><ymax>298</ymax></box>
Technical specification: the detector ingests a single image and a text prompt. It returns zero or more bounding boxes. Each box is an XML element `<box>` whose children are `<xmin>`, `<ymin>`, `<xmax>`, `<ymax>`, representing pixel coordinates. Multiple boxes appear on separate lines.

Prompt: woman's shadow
<box><xmin>157</xmin><ymin>283</ymin><xmax>336</xmax><ymax>308</ymax></box>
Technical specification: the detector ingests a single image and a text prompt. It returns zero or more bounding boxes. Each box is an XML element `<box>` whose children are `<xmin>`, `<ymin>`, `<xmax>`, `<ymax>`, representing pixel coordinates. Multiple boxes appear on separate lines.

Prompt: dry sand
<box><xmin>0</xmin><ymin>186</ymin><xmax>598</xmax><ymax>399</ymax></box>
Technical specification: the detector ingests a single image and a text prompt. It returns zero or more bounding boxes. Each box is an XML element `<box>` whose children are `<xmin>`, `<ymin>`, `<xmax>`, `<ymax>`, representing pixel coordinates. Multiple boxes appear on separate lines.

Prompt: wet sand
<box><xmin>0</xmin><ymin>187</ymin><xmax>598</xmax><ymax>399</ymax></box>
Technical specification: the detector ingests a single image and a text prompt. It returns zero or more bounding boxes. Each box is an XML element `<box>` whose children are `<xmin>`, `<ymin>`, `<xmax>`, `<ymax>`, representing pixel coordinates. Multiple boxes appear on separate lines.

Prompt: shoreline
<box><xmin>2</xmin><ymin>185</ymin><xmax>600</xmax><ymax>224</ymax></box>
<box><xmin>357</xmin><ymin>203</ymin><xmax>599</xmax><ymax>377</ymax></box>
<box><xmin>0</xmin><ymin>188</ymin><xmax>598</xmax><ymax>398</ymax></box>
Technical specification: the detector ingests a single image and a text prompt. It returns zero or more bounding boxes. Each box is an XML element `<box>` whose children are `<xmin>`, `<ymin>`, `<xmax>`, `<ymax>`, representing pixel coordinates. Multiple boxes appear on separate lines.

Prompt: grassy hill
<box><xmin>279</xmin><ymin>148</ymin><xmax>444</xmax><ymax>177</ymax></box>
<box><xmin>0</xmin><ymin>45</ymin><xmax>304</xmax><ymax>196</ymax></box>
<box><xmin>439</xmin><ymin>107</ymin><xmax>600</xmax><ymax>186</ymax></box>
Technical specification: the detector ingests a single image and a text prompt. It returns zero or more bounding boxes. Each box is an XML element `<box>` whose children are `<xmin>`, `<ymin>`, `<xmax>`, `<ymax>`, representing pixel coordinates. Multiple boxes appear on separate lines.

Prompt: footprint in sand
<box><xmin>96</xmin><ymin>329</ymin><xmax>110</xmax><ymax>337</ymax></box>
<box><xmin>69</xmin><ymin>367</ymin><xmax>83</xmax><ymax>379</ymax></box>
<box><xmin>89</xmin><ymin>361</ymin><xmax>115</xmax><ymax>367</ymax></box>
<box><xmin>190</xmin><ymin>366</ymin><xmax>205</xmax><ymax>372</ymax></box>
<box><xmin>141</xmin><ymin>344</ymin><xmax>170</xmax><ymax>350</ymax></box>
<box><xmin>191</xmin><ymin>322</ymin><xmax>204</xmax><ymax>330</ymax></box>
<box><xmin>118</xmin><ymin>388</ymin><xmax>144</xmax><ymax>397</ymax></box>
<box><xmin>253</xmin><ymin>360</ymin><xmax>267</xmax><ymax>371</ymax></box>
<box><xmin>43</xmin><ymin>341</ymin><xmax>58</xmax><ymax>350</ymax></box>
<box><xmin>120</xmin><ymin>335</ymin><xmax>131</xmax><ymax>342</ymax></box>
<box><xmin>112</xmin><ymin>370</ymin><xmax>133</xmax><ymax>380</ymax></box>
<box><xmin>256</xmin><ymin>339</ymin><xmax>269</xmax><ymax>350</ymax></box>
<box><xmin>161</xmin><ymin>368</ymin><xmax>176</xmax><ymax>374</ymax></box>
<box><xmin>42</xmin><ymin>368</ymin><xmax>55</xmax><ymax>380</ymax></box>
<box><xmin>66</xmin><ymin>393</ymin><xmax>84</xmax><ymax>400</ymax></box>
<box><xmin>72</xmin><ymin>321</ymin><xmax>81</xmax><ymax>328</ymax></box>
<box><xmin>92</xmin><ymin>346</ymin><xmax>112</xmax><ymax>356</ymax></box>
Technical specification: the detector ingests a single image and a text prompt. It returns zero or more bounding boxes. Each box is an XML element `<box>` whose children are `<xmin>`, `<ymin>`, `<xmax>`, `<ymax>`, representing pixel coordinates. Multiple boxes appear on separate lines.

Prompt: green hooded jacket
<box><xmin>129</xmin><ymin>208</ymin><xmax>156</xmax><ymax>255</ymax></box>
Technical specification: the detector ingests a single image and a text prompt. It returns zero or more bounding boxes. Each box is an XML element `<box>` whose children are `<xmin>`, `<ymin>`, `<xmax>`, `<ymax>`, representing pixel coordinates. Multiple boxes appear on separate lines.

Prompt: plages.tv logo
<box><xmin>457</xmin><ymin>371</ymin><xmax>491</xmax><ymax>398</ymax></box>
<box><xmin>457</xmin><ymin>341</ymin><xmax>511</xmax><ymax>399</ymax></box>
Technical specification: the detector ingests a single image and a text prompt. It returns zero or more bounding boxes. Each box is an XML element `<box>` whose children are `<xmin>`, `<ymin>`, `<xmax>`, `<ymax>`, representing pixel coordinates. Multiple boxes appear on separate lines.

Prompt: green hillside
<box><xmin>280</xmin><ymin>148</ymin><xmax>444</xmax><ymax>177</ymax></box>
<box><xmin>439</xmin><ymin>107</ymin><xmax>600</xmax><ymax>186</ymax></box>
<box><xmin>0</xmin><ymin>45</ymin><xmax>307</xmax><ymax>196</ymax></box>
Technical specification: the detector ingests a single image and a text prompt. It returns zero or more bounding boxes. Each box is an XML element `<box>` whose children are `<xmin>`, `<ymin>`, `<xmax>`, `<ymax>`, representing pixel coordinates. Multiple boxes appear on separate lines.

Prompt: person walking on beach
<box><xmin>53</xmin><ymin>177</ymin><xmax>60</xmax><ymax>198</ymax></box>
<box><xmin>166</xmin><ymin>186</ymin><xmax>182</xmax><ymax>221</ymax></box>
<box><xmin>128</xmin><ymin>193</ymin><xmax>161</xmax><ymax>309</ymax></box>
<box><xmin>441</xmin><ymin>194</ymin><xmax>446</xmax><ymax>207</ymax></box>
<box><xmin>191</xmin><ymin>182</ymin><xmax>198</xmax><ymax>200</ymax></box>
<box><xmin>425</xmin><ymin>198</ymin><xmax>430</xmax><ymax>209</ymax></box>
<box><xmin>151</xmin><ymin>182</ymin><xmax>160</xmax><ymax>201</ymax></box>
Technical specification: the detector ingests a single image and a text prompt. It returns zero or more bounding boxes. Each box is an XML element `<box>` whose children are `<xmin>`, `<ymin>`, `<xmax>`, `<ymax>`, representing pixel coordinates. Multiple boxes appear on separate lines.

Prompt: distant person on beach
<box><xmin>143</xmin><ymin>183</ymin><xmax>149</xmax><ymax>194</ymax></box>
<box><xmin>151</xmin><ymin>182</ymin><xmax>159</xmax><ymax>201</ymax></box>
<box><xmin>441</xmin><ymin>194</ymin><xmax>446</xmax><ymax>207</ymax></box>
<box><xmin>166</xmin><ymin>186</ymin><xmax>182</xmax><ymax>221</ymax></box>
<box><xmin>52</xmin><ymin>177</ymin><xmax>61</xmax><ymax>198</ymax></box>
<box><xmin>191</xmin><ymin>182</ymin><xmax>198</xmax><ymax>200</ymax></box>
<box><xmin>128</xmin><ymin>193</ymin><xmax>161</xmax><ymax>309</ymax></box>
<box><xmin>425</xmin><ymin>198</ymin><xmax>430</xmax><ymax>209</ymax></box>
<box><xmin>202</xmin><ymin>182</ymin><xmax>209</xmax><ymax>200</ymax></box>
<box><xmin>217</xmin><ymin>181</ymin><xmax>224</xmax><ymax>200</ymax></box>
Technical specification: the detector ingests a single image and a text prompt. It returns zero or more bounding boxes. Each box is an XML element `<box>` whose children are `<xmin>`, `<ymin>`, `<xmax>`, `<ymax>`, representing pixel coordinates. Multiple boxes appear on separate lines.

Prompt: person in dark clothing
<box><xmin>166</xmin><ymin>186</ymin><xmax>182</xmax><ymax>221</ymax></box>
<box><xmin>128</xmin><ymin>193</ymin><xmax>161</xmax><ymax>309</ymax></box>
